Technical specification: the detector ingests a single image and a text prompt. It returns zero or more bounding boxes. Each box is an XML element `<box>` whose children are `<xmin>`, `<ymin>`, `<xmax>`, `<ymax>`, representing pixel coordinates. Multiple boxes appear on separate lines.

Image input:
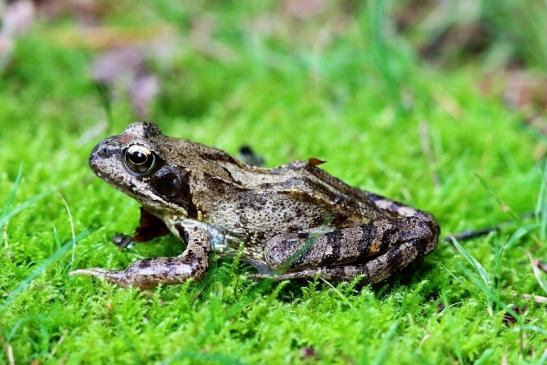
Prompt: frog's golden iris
<box><xmin>124</xmin><ymin>144</ymin><xmax>156</xmax><ymax>174</ymax></box>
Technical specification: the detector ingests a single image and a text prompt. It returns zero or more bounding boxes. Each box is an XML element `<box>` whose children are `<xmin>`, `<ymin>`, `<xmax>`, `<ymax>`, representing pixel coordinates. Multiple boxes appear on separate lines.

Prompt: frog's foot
<box><xmin>70</xmin><ymin>256</ymin><xmax>207</xmax><ymax>289</ymax></box>
<box><xmin>70</xmin><ymin>267</ymin><xmax>125</xmax><ymax>284</ymax></box>
<box><xmin>111</xmin><ymin>233</ymin><xmax>133</xmax><ymax>249</ymax></box>
<box><xmin>71</xmin><ymin>227</ymin><xmax>211</xmax><ymax>289</ymax></box>
<box><xmin>238</xmin><ymin>145</ymin><xmax>265</xmax><ymax>167</ymax></box>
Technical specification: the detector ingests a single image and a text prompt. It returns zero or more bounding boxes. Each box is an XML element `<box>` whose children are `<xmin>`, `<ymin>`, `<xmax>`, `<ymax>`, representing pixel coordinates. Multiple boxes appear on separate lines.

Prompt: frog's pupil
<box><xmin>131</xmin><ymin>151</ymin><xmax>147</xmax><ymax>164</ymax></box>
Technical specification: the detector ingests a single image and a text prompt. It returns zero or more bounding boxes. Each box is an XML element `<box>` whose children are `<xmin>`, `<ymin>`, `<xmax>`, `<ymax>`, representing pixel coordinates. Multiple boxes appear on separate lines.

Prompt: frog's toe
<box><xmin>70</xmin><ymin>268</ymin><xmax>132</xmax><ymax>287</ymax></box>
<box><xmin>70</xmin><ymin>267</ymin><xmax>109</xmax><ymax>277</ymax></box>
<box><xmin>248</xmin><ymin>273</ymin><xmax>281</xmax><ymax>280</ymax></box>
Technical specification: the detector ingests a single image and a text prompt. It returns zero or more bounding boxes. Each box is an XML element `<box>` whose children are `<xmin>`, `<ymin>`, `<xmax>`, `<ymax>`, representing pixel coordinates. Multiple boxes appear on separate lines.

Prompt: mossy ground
<box><xmin>0</xmin><ymin>2</ymin><xmax>546</xmax><ymax>364</ymax></box>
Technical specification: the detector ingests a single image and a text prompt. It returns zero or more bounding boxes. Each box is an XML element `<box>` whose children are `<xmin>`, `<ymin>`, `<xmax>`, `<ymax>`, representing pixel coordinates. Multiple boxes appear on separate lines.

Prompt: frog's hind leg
<box><xmin>256</xmin><ymin>238</ymin><xmax>428</xmax><ymax>284</ymax></box>
<box><xmin>260</xmin><ymin>214</ymin><xmax>439</xmax><ymax>284</ymax></box>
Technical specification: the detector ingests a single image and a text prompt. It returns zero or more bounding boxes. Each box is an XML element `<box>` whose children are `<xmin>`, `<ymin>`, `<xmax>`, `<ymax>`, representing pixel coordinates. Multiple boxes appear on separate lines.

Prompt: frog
<box><xmin>71</xmin><ymin>122</ymin><xmax>440</xmax><ymax>289</ymax></box>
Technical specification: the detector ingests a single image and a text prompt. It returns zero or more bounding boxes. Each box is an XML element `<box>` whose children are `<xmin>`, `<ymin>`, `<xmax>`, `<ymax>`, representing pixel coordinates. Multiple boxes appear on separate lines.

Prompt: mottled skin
<box><xmin>71</xmin><ymin>122</ymin><xmax>440</xmax><ymax>289</ymax></box>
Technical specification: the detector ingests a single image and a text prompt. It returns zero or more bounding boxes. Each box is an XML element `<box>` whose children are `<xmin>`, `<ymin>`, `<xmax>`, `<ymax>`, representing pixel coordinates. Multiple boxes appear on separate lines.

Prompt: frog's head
<box><xmin>89</xmin><ymin>122</ymin><xmax>196</xmax><ymax>217</ymax></box>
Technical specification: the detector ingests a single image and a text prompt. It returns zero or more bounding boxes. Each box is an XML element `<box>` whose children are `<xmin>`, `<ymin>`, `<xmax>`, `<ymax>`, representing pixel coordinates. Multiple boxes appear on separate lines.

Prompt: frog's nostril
<box><xmin>92</xmin><ymin>145</ymin><xmax>110</xmax><ymax>158</ymax></box>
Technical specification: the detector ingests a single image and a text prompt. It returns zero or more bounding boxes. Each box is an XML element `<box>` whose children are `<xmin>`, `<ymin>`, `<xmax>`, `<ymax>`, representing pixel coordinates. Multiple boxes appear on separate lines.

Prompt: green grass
<box><xmin>1</xmin><ymin>2</ymin><xmax>546</xmax><ymax>364</ymax></box>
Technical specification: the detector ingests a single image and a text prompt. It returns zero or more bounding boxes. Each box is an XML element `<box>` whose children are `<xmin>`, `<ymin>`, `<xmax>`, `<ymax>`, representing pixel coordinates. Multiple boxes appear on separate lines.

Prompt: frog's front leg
<box><xmin>112</xmin><ymin>207</ymin><xmax>170</xmax><ymax>249</ymax></box>
<box><xmin>260</xmin><ymin>213</ymin><xmax>439</xmax><ymax>284</ymax></box>
<box><xmin>71</xmin><ymin>226</ymin><xmax>211</xmax><ymax>289</ymax></box>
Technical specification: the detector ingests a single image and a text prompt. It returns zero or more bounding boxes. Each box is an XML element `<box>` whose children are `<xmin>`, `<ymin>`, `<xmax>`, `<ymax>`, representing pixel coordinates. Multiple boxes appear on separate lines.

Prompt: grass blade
<box><xmin>536</xmin><ymin>161</ymin><xmax>547</xmax><ymax>240</ymax></box>
<box><xmin>450</xmin><ymin>237</ymin><xmax>496</xmax><ymax>314</ymax></box>
<box><xmin>0</xmin><ymin>228</ymin><xmax>95</xmax><ymax>309</ymax></box>
<box><xmin>475</xmin><ymin>173</ymin><xmax>520</xmax><ymax>221</ymax></box>
<box><xmin>450</xmin><ymin>238</ymin><xmax>493</xmax><ymax>290</ymax></box>
<box><xmin>1</xmin><ymin>163</ymin><xmax>23</xmax><ymax>217</ymax></box>
<box><xmin>505</xmin><ymin>223</ymin><xmax>539</xmax><ymax>249</ymax></box>
<box><xmin>371</xmin><ymin>321</ymin><xmax>400</xmax><ymax>365</ymax></box>
<box><xmin>0</xmin><ymin>191</ymin><xmax>51</xmax><ymax>230</ymax></box>
<box><xmin>94</xmin><ymin>81</ymin><xmax>113</xmax><ymax>126</ymax></box>
<box><xmin>474</xmin><ymin>349</ymin><xmax>494</xmax><ymax>365</ymax></box>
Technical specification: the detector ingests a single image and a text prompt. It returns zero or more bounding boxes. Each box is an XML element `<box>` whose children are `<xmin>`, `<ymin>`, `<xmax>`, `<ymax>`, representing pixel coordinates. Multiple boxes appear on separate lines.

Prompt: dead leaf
<box><xmin>530</xmin><ymin>257</ymin><xmax>547</xmax><ymax>274</ymax></box>
<box><xmin>308</xmin><ymin>157</ymin><xmax>326</xmax><ymax>166</ymax></box>
<box><xmin>502</xmin><ymin>304</ymin><xmax>526</xmax><ymax>326</ymax></box>
<box><xmin>34</xmin><ymin>0</ymin><xmax>109</xmax><ymax>24</ymax></box>
<box><xmin>90</xmin><ymin>47</ymin><xmax>161</xmax><ymax>116</ymax></box>
<box><xmin>282</xmin><ymin>0</ymin><xmax>327</xmax><ymax>19</ymax></box>
<box><xmin>503</xmin><ymin>69</ymin><xmax>547</xmax><ymax>114</ymax></box>
<box><xmin>130</xmin><ymin>73</ymin><xmax>160</xmax><ymax>117</ymax></box>
<box><xmin>521</xmin><ymin>294</ymin><xmax>547</xmax><ymax>304</ymax></box>
<box><xmin>2</xmin><ymin>1</ymin><xmax>35</xmax><ymax>37</ymax></box>
<box><xmin>300</xmin><ymin>346</ymin><xmax>319</xmax><ymax>360</ymax></box>
<box><xmin>0</xmin><ymin>1</ymin><xmax>35</xmax><ymax>71</ymax></box>
<box><xmin>437</xmin><ymin>303</ymin><xmax>445</xmax><ymax>312</ymax></box>
<box><xmin>0</xmin><ymin>336</ymin><xmax>15</xmax><ymax>365</ymax></box>
<box><xmin>91</xmin><ymin>47</ymin><xmax>144</xmax><ymax>85</ymax></box>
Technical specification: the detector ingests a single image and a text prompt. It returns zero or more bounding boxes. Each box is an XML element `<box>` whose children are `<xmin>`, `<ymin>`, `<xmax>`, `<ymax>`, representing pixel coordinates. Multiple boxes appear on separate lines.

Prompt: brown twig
<box><xmin>443</xmin><ymin>211</ymin><xmax>536</xmax><ymax>243</ymax></box>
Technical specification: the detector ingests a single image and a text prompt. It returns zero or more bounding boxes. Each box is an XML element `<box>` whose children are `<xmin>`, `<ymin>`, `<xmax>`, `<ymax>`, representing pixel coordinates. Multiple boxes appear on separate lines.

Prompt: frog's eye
<box><xmin>124</xmin><ymin>145</ymin><xmax>156</xmax><ymax>174</ymax></box>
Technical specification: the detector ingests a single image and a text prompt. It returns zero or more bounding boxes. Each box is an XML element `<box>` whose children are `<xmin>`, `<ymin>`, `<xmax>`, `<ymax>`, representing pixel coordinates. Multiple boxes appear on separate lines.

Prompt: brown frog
<box><xmin>71</xmin><ymin>122</ymin><xmax>440</xmax><ymax>289</ymax></box>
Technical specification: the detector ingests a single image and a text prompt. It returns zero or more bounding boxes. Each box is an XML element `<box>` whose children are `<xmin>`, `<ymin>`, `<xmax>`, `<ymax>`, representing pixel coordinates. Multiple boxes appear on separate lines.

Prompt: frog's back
<box><xmin>191</xmin><ymin>159</ymin><xmax>388</xmax><ymax>248</ymax></box>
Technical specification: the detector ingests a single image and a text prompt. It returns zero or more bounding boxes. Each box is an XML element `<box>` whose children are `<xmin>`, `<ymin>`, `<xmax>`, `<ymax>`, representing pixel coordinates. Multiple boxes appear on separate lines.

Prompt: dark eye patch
<box><xmin>150</xmin><ymin>165</ymin><xmax>198</xmax><ymax>218</ymax></box>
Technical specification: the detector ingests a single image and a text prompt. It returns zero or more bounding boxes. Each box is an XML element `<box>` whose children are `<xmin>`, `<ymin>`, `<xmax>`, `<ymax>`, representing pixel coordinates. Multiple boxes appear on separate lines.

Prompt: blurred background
<box><xmin>1</xmin><ymin>0</ymin><xmax>546</xmax><ymax>128</ymax></box>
